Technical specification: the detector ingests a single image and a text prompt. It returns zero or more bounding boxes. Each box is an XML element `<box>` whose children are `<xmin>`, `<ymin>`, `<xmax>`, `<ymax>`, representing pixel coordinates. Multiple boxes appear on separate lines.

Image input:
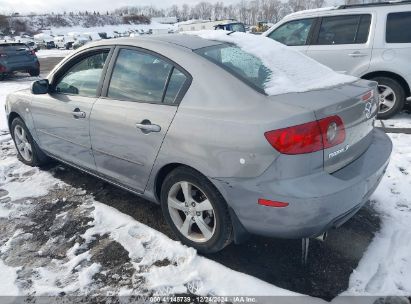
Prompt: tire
<box><xmin>371</xmin><ymin>76</ymin><xmax>405</xmax><ymax>119</ymax></box>
<box><xmin>11</xmin><ymin>117</ymin><xmax>49</xmax><ymax>167</ymax></box>
<box><xmin>29</xmin><ymin>69</ymin><xmax>40</xmax><ymax>77</ymax></box>
<box><xmin>160</xmin><ymin>167</ymin><xmax>233</xmax><ymax>254</ymax></box>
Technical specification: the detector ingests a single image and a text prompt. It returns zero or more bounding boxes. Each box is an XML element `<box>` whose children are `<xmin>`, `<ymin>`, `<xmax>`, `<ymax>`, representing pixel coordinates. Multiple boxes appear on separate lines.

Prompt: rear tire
<box><xmin>11</xmin><ymin>117</ymin><xmax>49</xmax><ymax>167</ymax></box>
<box><xmin>29</xmin><ymin>69</ymin><xmax>40</xmax><ymax>77</ymax></box>
<box><xmin>371</xmin><ymin>76</ymin><xmax>405</xmax><ymax>119</ymax></box>
<box><xmin>160</xmin><ymin>167</ymin><xmax>233</xmax><ymax>254</ymax></box>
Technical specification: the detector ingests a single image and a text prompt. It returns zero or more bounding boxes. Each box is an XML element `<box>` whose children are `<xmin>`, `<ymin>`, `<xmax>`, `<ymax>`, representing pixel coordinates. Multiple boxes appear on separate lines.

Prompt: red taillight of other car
<box><xmin>264</xmin><ymin>116</ymin><xmax>345</xmax><ymax>155</ymax></box>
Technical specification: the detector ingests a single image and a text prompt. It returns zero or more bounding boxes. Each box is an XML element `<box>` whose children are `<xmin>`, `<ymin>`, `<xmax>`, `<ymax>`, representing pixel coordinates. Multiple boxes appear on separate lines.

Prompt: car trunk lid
<box><xmin>273</xmin><ymin>80</ymin><xmax>378</xmax><ymax>173</ymax></box>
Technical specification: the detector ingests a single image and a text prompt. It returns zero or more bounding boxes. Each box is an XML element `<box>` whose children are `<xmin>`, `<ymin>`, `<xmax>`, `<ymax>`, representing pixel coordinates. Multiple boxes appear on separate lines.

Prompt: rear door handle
<box><xmin>136</xmin><ymin>120</ymin><xmax>161</xmax><ymax>134</ymax></box>
<box><xmin>72</xmin><ymin>108</ymin><xmax>86</xmax><ymax>119</ymax></box>
<box><xmin>348</xmin><ymin>51</ymin><xmax>368</xmax><ymax>58</ymax></box>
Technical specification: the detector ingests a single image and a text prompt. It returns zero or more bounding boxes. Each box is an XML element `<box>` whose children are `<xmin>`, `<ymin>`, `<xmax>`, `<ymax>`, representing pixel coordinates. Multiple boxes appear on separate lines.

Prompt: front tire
<box><xmin>11</xmin><ymin>117</ymin><xmax>49</xmax><ymax>167</ymax></box>
<box><xmin>371</xmin><ymin>76</ymin><xmax>405</xmax><ymax>119</ymax></box>
<box><xmin>161</xmin><ymin>167</ymin><xmax>233</xmax><ymax>254</ymax></box>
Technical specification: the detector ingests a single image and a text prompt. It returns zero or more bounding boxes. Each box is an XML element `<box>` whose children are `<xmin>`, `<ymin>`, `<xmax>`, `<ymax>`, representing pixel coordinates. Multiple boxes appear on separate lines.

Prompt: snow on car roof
<box><xmin>186</xmin><ymin>30</ymin><xmax>358</xmax><ymax>96</ymax></box>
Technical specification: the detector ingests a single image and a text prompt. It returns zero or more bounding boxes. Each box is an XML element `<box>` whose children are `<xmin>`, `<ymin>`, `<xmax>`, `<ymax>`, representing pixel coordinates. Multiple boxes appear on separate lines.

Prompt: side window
<box><xmin>315</xmin><ymin>14</ymin><xmax>371</xmax><ymax>45</ymax></box>
<box><xmin>108</xmin><ymin>49</ymin><xmax>173</xmax><ymax>103</ymax></box>
<box><xmin>55</xmin><ymin>51</ymin><xmax>108</xmax><ymax>97</ymax></box>
<box><xmin>164</xmin><ymin>68</ymin><xmax>187</xmax><ymax>104</ymax></box>
<box><xmin>386</xmin><ymin>12</ymin><xmax>411</xmax><ymax>43</ymax></box>
<box><xmin>267</xmin><ymin>19</ymin><xmax>314</xmax><ymax>46</ymax></box>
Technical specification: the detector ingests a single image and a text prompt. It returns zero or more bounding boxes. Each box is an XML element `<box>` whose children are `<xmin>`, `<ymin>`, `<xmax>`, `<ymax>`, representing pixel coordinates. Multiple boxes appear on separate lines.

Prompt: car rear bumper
<box><xmin>212</xmin><ymin>128</ymin><xmax>392</xmax><ymax>239</ymax></box>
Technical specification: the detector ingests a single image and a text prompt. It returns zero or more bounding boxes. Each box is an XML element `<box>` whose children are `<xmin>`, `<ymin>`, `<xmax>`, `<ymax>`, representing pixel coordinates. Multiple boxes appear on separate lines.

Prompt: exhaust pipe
<box><xmin>315</xmin><ymin>232</ymin><xmax>327</xmax><ymax>242</ymax></box>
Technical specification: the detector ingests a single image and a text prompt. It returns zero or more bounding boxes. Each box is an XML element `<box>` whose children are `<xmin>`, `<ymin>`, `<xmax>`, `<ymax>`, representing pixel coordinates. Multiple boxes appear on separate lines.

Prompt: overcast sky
<box><xmin>0</xmin><ymin>0</ymin><xmax>240</xmax><ymax>14</ymax></box>
<box><xmin>0</xmin><ymin>0</ymin><xmax>341</xmax><ymax>14</ymax></box>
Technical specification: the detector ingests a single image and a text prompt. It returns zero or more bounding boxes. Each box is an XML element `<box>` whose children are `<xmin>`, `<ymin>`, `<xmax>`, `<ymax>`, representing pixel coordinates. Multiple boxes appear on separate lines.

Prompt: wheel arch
<box><xmin>154</xmin><ymin>162</ymin><xmax>197</xmax><ymax>203</ymax></box>
<box><xmin>153</xmin><ymin>162</ymin><xmax>249</xmax><ymax>244</ymax></box>
<box><xmin>8</xmin><ymin>111</ymin><xmax>22</xmax><ymax>130</ymax></box>
<box><xmin>361</xmin><ymin>71</ymin><xmax>410</xmax><ymax>97</ymax></box>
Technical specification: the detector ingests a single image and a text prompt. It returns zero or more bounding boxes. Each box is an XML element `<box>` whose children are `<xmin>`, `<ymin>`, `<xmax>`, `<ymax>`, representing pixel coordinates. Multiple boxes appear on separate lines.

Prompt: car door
<box><xmin>30</xmin><ymin>48</ymin><xmax>112</xmax><ymax>170</ymax></box>
<box><xmin>306</xmin><ymin>14</ymin><xmax>373</xmax><ymax>76</ymax></box>
<box><xmin>90</xmin><ymin>47</ymin><xmax>191</xmax><ymax>193</ymax></box>
<box><xmin>265</xmin><ymin>18</ymin><xmax>317</xmax><ymax>53</ymax></box>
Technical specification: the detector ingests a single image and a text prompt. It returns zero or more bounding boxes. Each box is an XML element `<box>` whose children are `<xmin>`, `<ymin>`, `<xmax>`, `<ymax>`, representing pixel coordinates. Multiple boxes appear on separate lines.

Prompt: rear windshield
<box><xmin>0</xmin><ymin>43</ymin><xmax>29</xmax><ymax>51</ymax></box>
<box><xmin>195</xmin><ymin>44</ymin><xmax>271</xmax><ymax>94</ymax></box>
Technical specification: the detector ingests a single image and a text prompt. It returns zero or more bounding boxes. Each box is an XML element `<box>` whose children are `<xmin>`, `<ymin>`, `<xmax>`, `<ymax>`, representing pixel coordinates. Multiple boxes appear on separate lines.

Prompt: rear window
<box><xmin>315</xmin><ymin>14</ymin><xmax>371</xmax><ymax>45</ymax></box>
<box><xmin>386</xmin><ymin>12</ymin><xmax>411</xmax><ymax>43</ymax></box>
<box><xmin>195</xmin><ymin>44</ymin><xmax>271</xmax><ymax>94</ymax></box>
<box><xmin>0</xmin><ymin>43</ymin><xmax>29</xmax><ymax>51</ymax></box>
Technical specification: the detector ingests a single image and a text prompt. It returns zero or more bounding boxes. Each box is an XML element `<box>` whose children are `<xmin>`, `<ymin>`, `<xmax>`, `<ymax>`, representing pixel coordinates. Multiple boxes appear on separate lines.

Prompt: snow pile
<box><xmin>86</xmin><ymin>202</ymin><xmax>299</xmax><ymax>297</ymax></box>
<box><xmin>187</xmin><ymin>30</ymin><xmax>357</xmax><ymax>95</ymax></box>
<box><xmin>0</xmin><ymin>260</ymin><xmax>20</xmax><ymax>296</ymax></box>
<box><xmin>345</xmin><ymin>133</ymin><xmax>411</xmax><ymax>296</ymax></box>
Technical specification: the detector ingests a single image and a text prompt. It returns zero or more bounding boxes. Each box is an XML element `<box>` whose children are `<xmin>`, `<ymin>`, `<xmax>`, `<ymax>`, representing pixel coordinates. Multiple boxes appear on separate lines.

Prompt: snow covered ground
<box><xmin>375</xmin><ymin>112</ymin><xmax>411</xmax><ymax>129</ymax></box>
<box><xmin>1</xmin><ymin>74</ymin><xmax>411</xmax><ymax>299</ymax></box>
<box><xmin>36</xmin><ymin>49</ymin><xmax>73</xmax><ymax>58</ymax></box>
<box><xmin>0</xmin><ymin>131</ymin><xmax>301</xmax><ymax>299</ymax></box>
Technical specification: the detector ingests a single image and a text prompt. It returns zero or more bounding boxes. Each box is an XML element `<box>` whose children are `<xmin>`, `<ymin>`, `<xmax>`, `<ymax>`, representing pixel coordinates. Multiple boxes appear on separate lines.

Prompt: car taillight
<box><xmin>30</xmin><ymin>50</ymin><xmax>36</xmax><ymax>56</ymax></box>
<box><xmin>264</xmin><ymin>115</ymin><xmax>345</xmax><ymax>155</ymax></box>
<box><xmin>317</xmin><ymin>116</ymin><xmax>345</xmax><ymax>149</ymax></box>
<box><xmin>362</xmin><ymin>90</ymin><xmax>374</xmax><ymax>102</ymax></box>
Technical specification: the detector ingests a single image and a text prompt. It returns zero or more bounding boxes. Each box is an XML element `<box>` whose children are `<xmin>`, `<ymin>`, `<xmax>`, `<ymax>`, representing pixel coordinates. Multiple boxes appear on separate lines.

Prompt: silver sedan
<box><xmin>5</xmin><ymin>34</ymin><xmax>392</xmax><ymax>253</ymax></box>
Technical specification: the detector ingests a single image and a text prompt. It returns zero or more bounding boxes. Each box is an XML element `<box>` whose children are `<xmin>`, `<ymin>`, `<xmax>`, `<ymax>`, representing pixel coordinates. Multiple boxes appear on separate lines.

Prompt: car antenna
<box><xmin>226</xmin><ymin>31</ymin><xmax>236</xmax><ymax>36</ymax></box>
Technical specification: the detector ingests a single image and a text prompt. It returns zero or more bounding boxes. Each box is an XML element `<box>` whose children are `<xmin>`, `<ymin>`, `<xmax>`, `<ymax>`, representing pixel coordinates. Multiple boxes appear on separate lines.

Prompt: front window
<box><xmin>55</xmin><ymin>51</ymin><xmax>109</xmax><ymax>97</ymax></box>
<box><xmin>195</xmin><ymin>44</ymin><xmax>271</xmax><ymax>93</ymax></box>
<box><xmin>268</xmin><ymin>19</ymin><xmax>314</xmax><ymax>46</ymax></box>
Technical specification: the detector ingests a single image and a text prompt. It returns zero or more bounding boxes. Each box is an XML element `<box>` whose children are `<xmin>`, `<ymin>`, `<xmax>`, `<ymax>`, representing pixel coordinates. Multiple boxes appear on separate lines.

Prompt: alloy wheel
<box><xmin>167</xmin><ymin>181</ymin><xmax>216</xmax><ymax>243</ymax></box>
<box><xmin>14</xmin><ymin>125</ymin><xmax>33</xmax><ymax>162</ymax></box>
<box><xmin>378</xmin><ymin>84</ymin><xmax>397</xmax><ymax>114</ymax></box>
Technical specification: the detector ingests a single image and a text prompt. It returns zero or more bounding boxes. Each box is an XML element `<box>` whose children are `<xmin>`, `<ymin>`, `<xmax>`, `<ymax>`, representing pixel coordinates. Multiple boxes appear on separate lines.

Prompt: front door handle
<box><xmin>348</xmin><ymin>51</ymin><xmax>367</xmax><ymax>58</ymax></box>
<box><xmin>136</xmin><ymin>120</ymin><xmax>161</xmax><ymax>134</ymax></box>
<box><xmin>72</xmin><ymin>108</ymin><xmax>86</xmax><ymax>119</ymax></box>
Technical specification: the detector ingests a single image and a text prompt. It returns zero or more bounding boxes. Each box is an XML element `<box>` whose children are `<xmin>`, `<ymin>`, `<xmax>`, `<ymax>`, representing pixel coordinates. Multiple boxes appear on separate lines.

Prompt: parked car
<box><xmin>65</xmin><ymin>41</ymin><xmax>74</xmax><ymax>50</ymax></box>
<box><xmin>46</xmin><ymin>41</ymin><xmax>56</xmax><ymax>49</ymax></box>
<box><xmin>214</xmin><ymin>22</ymin><xmax>246</xmax><ymax>32</ymax></box>
<box><xmin>264</xmin><ymin>1</ymin><xmax>411</xmax><ymax>119</ymax></box>
<box><xmin>25</xmin><ymin>41</ymin><xmax>38</xmax><ymax>52</ymax></box>
<box><xmin>0</xmin><ymin>42</ymin><xmax>40</xmax><ymax>80</ymax></box>
<box><xmin>72</xmin><ymin>38</ymin><xmax>89</xmax><ymax>50</ymax></box>
<box><xmin>5</xmin><ymin>34</ymin><xmax>392</xmax><ymax>253</ymax></box>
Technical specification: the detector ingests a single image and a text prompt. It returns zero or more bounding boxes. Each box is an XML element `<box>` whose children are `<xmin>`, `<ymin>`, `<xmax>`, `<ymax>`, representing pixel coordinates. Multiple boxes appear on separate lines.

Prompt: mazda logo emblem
<box><xmin>364</xmin><ymin>101</ymin><xmax>373</xmax><ymax>119</ymax></box>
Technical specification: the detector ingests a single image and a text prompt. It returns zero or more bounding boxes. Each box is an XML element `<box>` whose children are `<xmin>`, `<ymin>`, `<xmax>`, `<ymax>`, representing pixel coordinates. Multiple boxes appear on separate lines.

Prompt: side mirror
<box><xmin>31</xmin><ymin>79</ymin><xmax>49</xmax><ymax>95</ymax></box>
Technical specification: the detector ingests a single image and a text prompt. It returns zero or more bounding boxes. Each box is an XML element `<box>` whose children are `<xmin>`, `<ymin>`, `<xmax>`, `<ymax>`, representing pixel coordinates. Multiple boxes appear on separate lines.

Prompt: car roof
<box><xmin>91</xmin><ymin>34</ymin><xmax>223</xmax><ymax>51</ymax></box>
<box><xmin>0</xmin><ymin>42</ymin><xmax>26</xmax><ymax>46</ymax></box>
<box><xmin>284</xmin><ymin>1</ymin><xmax>411</xmax><ymax>19</ymax></box>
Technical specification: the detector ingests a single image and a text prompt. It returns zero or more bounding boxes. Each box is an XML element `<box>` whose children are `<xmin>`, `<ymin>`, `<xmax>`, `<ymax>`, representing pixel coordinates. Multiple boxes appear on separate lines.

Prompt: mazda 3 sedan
<box><xmin>5</xmin><ymin>32</ymin><xmax>392</xmax><ymax>253</ymax></box>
